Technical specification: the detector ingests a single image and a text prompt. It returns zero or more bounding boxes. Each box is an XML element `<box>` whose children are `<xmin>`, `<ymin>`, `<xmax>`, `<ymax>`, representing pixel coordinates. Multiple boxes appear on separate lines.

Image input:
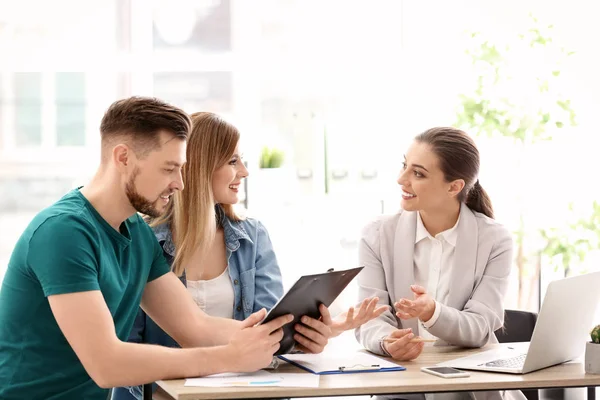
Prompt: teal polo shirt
<box><xmin>0</xmin><ymin>189</ymin><xmax>170</xmax><ymax>400</ymax></box>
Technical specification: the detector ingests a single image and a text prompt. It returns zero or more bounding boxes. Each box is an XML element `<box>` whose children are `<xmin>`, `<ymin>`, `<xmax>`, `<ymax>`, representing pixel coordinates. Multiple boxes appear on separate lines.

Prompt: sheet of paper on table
<box><xmin>184</xmin><ymin>371</ymin><xmax>320</xmax><ymax>388</ymax></box>
<box><xmin>279</xmin><ymin>350</ymin><xmax>403</xmax><ymax>374</ymax></box>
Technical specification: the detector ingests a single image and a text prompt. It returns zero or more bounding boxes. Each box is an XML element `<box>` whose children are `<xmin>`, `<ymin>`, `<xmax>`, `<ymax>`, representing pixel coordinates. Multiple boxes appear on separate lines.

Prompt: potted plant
<box><xmin>251</xmin><ymin>146</ymin><xmax>295</xmax><ymax>205</ymax></box>
<box><xmin>585</xmin><ymin>324</ymin><xmax>600</xmax><ymax>374</ymax></box>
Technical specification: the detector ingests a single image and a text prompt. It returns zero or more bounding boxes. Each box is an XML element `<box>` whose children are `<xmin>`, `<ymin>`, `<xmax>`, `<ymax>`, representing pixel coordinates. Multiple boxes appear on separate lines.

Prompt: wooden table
<box><xmin>153</xmin><ymin>345</ymin><xmax>600</xmax><ymax>400</ymax></box>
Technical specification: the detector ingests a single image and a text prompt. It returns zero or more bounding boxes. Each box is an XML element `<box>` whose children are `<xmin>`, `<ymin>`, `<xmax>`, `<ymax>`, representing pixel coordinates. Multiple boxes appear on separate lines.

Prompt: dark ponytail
<box><xmin>466</xmin><ymin>180</ymin><xmax>494</xmax><ymax>219</ymax></box>
<box><xmin>415</xmin><ymin>127</ymin><xmax>495</xmax><ymax>219</ymax></box>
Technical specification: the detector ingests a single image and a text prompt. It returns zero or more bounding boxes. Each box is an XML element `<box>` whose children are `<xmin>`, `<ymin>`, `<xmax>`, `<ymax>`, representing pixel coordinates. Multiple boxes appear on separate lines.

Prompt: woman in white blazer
<box><xmin>355</xmin><ymin>127</ymin><xmax>513</xmax><ymax>361</ymax></box>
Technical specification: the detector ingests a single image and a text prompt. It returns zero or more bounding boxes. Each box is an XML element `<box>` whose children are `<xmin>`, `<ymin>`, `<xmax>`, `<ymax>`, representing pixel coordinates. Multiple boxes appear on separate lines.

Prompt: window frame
<box><xmin>0</xmin><ymin>72</ymin><xmax>94</xmax><ymax>163</ymax></box>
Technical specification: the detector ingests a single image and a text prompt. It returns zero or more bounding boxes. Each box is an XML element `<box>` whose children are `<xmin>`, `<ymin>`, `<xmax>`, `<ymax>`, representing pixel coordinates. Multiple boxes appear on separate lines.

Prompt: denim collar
<box><xmin>154</xmin><ymin>205</ymin><xmax>252</xmax><ymax>257</ymax></box>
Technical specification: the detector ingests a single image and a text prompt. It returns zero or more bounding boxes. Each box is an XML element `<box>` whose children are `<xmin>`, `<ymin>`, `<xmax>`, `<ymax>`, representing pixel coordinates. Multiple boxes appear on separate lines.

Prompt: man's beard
<box><xmin>125</xmin><ymin>167</ymin><xmax>162</xmax><ymax>218</ymax></box>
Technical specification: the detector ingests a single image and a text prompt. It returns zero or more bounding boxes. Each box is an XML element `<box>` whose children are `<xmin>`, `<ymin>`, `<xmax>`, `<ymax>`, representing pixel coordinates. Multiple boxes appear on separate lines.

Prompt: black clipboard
<box><xmin>260</xmin><ymin>266</ymin><xmax>364</xmax><ymax>355</ymax></box>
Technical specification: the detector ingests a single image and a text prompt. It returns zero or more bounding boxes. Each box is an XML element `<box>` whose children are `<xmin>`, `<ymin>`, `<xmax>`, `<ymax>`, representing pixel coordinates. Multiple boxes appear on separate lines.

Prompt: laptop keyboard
<box><xmin>482</xmin><ymin>353</ymin><xmax>527</xmax><ymax>369</ymax></box>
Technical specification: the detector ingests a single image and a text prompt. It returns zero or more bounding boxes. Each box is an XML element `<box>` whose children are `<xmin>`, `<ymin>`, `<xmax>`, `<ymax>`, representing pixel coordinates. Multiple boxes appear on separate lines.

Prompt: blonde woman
<box><xmin>114</xmin><ymin>112</ymin><xmax>385</xmax><ymax>400</ymax></box>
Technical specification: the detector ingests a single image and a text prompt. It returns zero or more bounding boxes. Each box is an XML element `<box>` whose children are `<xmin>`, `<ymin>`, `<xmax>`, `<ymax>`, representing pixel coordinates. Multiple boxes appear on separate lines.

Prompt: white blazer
<box><xmin>355</xmin><ymin>203</ymin><xmax>513</xmax><ymax>355</ymax></box>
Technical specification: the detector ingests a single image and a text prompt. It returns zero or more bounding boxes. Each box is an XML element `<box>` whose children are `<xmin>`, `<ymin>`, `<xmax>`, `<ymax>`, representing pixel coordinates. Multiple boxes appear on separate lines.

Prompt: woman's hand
<box><xmin>293</xmin><ymin>298</ymin><xmax>388</xmax><ymax>353</ymax></box>
<box><xmin>394</xmin><ymin>285</ymin><xmax>435</xmax><ymax>323</ymax></box>
<box><xmin>382</xmin><ymin>328</ymin><xmax>425</xmax><ymax>361</ymax></box>
<box><xmin>293</xmin><ymin>313</ymin><xmax>331</xmax><ymax>354</ymax></box>
<box><xmin>322</xmin><ymin>298</ymin><xmax>389</xmax><ymax>337</ymax></box>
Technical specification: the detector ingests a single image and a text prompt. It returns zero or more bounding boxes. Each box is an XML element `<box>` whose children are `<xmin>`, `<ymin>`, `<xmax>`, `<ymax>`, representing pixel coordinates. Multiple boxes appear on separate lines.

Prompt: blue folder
<box><xmin>278</xmin><ymin>355</ymin><xmax>406</xmax><ymax>375</ymax></box>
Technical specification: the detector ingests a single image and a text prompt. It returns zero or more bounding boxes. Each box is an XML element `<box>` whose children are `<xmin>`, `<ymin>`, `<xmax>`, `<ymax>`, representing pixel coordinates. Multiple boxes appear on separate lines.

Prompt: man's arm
<box><xmin>49</xmin><ymin>290</ymin><xmax>232</xmax><ymax>388</ymax></box>
<box><xmin>48</xmin><ymin>290</ymin><xmax>291</xmax><ymax>388</ymax></box>
<box><xmin>140</xmin><ymin>272</ymin><xmax>241</xmax><ymax>347</ymax></box>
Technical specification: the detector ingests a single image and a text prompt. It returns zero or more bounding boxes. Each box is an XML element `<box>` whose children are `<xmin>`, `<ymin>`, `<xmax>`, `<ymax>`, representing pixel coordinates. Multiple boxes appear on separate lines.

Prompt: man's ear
<box><xmin>113</xmin><ymin>144</ymin><xmax>132</xmax><ymax>172</ymax></box>
<box><xmin>448</xmin><ymin>179</ymin><xmax>465</xmax><ymax>198</ymax></box>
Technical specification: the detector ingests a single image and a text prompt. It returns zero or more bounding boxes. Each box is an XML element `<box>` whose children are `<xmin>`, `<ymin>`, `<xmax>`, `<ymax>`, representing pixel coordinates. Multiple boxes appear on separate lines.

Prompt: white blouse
<box><xmin>186</xmin><ymin>266</ymin><xmax>235</xmax><ymax>319</ymax></box>
<box><xmin>413</xmin><ymin>212</ymin><xmax>459</xmax><ymax>340</ymax></box>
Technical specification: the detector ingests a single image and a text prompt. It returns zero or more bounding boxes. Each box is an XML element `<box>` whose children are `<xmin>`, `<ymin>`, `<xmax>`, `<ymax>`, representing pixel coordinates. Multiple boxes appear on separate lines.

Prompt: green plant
<box><xmin>259</xmin><ymin>146</ymin><xmax>285</xmax><ymax>169</ymax></box>
<box><xmin>539</xmin><ymin>201</ymin><xmax>600</xmax><ymax>278</ymax></box>
<box><xmin>592</xmin><ymin>325</ymin><xmax>600</xmax><ymax>344</ymax></box>
<box><xmin>455</xmin><ymin>14</ymin><xmax>577</xmax><ymax>308</ymax></box>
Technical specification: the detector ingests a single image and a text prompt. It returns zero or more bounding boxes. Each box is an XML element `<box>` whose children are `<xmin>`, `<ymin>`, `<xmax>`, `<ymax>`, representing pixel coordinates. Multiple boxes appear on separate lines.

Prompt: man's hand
<box><xmin>383</xmin><ymin>328</ymin><xmax>425</xmax><ymax>361</ymax></box>
<box><xmin>322</xmin><ymin>297</ymin><xmax>388</xmax><ymax>338</ymax></box>
<box><xmin>228</xmin><ymin>309</ymin><xmax>293</xmax><ymax>372</ymax></box>
<box><xmin>394</xmin><ymin>285</ymin><xmax>435</xmax><ymax>322</ymax></box>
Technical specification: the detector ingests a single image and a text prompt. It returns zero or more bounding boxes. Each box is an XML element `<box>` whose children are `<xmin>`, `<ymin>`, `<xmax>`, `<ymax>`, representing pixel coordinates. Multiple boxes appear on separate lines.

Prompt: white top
<box><xmin>413</xmin><ymin>211</ymin><xmax>460</xmax><ymax>340</ymax></box>
<box><xmin>186</xmin><ymin>266</ymin><xmax>235</xmax><ymax>319</ymax></box>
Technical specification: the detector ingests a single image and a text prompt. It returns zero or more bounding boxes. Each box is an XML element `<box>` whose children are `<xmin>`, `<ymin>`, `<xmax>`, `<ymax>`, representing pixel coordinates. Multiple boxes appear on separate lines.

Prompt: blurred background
<box><xmin>1</xmin><ymin>0</ymin><xmax>600</xmax><ymax>317</ymax></box>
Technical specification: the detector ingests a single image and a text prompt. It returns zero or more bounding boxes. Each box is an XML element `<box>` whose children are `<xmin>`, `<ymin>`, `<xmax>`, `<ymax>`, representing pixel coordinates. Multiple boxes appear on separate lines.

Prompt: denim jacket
<box><xmin>112</xmin><ymin>206</ymin><xmax>283</xmax><ymax>400</ymax></box>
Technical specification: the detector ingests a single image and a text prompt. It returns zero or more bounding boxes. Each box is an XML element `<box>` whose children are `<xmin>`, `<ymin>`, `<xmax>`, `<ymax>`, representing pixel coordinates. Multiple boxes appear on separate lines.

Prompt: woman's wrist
<box><xmin>419</xmin><ymin>299</ymin><xmax>436</xmax><ymax>323</ymax></box>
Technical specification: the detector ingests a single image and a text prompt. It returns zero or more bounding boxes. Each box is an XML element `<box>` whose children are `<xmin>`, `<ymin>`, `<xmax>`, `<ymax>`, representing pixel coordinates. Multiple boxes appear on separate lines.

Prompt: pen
<box><xmin>383</xmin><ymin>338</ymin><xmax>437</xmax><ymax>343</ymax></box>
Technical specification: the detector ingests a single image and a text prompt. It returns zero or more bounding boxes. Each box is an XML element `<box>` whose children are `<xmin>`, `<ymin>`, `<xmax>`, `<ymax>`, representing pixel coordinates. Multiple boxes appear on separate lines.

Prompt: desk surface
<box><xmin>155</xmin><ymin>345</ymin><xmax>600</xmax><ymax>400</ymax></box>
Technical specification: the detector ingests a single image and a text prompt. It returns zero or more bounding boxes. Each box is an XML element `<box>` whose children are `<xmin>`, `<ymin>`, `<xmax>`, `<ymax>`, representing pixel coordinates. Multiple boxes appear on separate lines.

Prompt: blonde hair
<box><xmin>151</xmin><ymin>112</ymin><xmax>243</xmax><ymax>276</ymax></box>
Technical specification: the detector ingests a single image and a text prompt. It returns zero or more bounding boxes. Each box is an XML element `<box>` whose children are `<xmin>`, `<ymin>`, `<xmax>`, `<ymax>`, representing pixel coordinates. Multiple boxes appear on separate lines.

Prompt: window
<box><xmin>55</xmin><ymin>72</ymin><xmax>86</xmax><ymax>146</ymax></box>
<box><xmin>152</xmin><ymin>0</ymin><xmax>231</xmax><ymax>51</ymax></box>
<box><xmin>153</xmin><ymin>72</ymin><xmax>232</xmax><ymax>113</ymax></box>
<box><xmin>0</xmin><ymin>72</ymin><xmax>88</xmax><ymax>153</ymax></box>
<box><xmin>14</xmin><ymin>73</ymin><xmax>42</xmax><ymax>148</ymax></box>
<box><xmin>0</xmin><ymin>77</ymin><xmax>3</xmax><ymax>147</ymax></box>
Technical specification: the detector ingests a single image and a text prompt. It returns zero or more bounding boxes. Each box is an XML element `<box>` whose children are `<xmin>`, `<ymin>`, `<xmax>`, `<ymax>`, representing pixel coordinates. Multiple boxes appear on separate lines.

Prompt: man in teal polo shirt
<box><xmin>0</xmin><ymin>97</ymin><xmax>292</xmax><ymax>400</ymax></box>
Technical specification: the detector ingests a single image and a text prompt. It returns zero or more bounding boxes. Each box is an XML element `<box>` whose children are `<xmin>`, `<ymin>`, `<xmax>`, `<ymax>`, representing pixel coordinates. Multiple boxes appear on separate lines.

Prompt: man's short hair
<box><xmin>100</xmin><ymin>96</ymin><xmax>191</xmax><ymax>158</ymax></box>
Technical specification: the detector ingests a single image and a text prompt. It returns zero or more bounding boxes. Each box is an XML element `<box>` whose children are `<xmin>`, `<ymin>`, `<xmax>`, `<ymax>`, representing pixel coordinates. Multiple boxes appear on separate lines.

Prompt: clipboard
<box><xmin>260</xmin><ymin>266</ymin><xmax>364</xmax><ymax>355</ymax></box>
<box><xmin>278</xmin><ymin>351</ymin><xmax>406</xmax><ymax>375</ymax></box>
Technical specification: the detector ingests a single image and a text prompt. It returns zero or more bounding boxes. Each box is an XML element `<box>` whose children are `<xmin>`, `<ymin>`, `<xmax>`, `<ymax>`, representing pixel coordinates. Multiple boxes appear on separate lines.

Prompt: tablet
<box><xmin>260</xmin><ymin>266</ymin><xmax>364</xmax><ymax>355</ymax></box>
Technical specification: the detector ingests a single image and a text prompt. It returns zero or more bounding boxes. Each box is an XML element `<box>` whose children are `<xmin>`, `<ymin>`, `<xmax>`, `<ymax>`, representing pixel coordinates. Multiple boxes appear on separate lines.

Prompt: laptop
<box><xmin>437</xmin><ymin>271</ymin><xmax>600</xmax><ymax>374</ymax></box>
